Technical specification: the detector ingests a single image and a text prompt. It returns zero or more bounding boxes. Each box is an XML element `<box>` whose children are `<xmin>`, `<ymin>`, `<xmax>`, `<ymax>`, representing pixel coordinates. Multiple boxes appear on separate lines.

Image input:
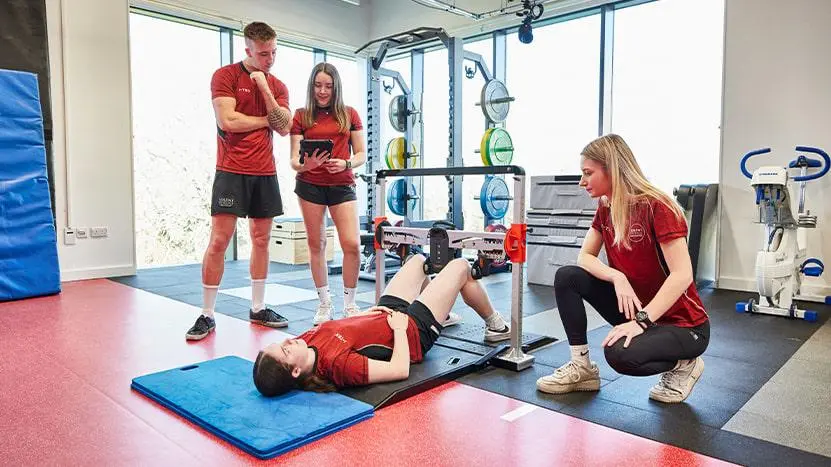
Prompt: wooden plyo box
<box><xmin>268</xmin><ymin>218</ymin><xmax>335</xmax><ymax>265</ymax></box>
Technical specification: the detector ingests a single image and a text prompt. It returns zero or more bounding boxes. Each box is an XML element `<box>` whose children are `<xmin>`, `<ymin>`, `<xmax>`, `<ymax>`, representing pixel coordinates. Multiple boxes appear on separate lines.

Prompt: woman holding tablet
<box><xmin>290</xmin><ymin>62</ymin><xmax>366</xmax><ymax>325</ymax></box>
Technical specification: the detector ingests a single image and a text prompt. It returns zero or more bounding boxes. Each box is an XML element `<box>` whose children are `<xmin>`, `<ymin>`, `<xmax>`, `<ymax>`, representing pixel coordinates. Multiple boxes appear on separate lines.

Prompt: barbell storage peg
<box><xmin>475</xmin><ymin>96</ymin><xmax>516</xmax><ymax>106</ymax></box>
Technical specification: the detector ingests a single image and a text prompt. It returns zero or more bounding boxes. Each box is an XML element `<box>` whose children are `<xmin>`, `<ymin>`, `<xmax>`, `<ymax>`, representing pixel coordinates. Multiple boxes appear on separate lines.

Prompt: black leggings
<box><xmin>554</xmin><ymin>265</ymin><xmax>710</xmax><ymax>376</ymax></box>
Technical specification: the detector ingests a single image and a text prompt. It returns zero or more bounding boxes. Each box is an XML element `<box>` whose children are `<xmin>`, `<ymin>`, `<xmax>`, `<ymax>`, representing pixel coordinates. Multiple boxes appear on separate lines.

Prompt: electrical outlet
<box><xmin>64</xmin><ymin>227</ymin><xmax>76</xmax><ymax>245</ymax></box>
<box><xmin>90</xmin><ymin>226</ymin><xmax>108</xmax><ymax>238</ymax></box>
<box><xmin>76</xmin><ymin>227</ymin><xmax>88</xmax><ymax>239</ymax></box>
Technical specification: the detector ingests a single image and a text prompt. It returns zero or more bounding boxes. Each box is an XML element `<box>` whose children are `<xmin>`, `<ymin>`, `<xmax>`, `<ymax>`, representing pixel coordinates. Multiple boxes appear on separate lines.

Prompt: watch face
<box><xmin>636</xmin><ymin>311</ymin><xmax>647</xmax><ymax>321</ymax></box>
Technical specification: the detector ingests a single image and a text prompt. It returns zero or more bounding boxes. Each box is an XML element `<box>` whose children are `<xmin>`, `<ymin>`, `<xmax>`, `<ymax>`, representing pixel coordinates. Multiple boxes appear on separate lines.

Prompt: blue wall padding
<box><xmin>131</xmin><ymin>356</ymin><xmax>375</xmax><ymax>459</ymax></box>
<box><xmin>0</xmin><ymin>69</ymin><xmax>61</xmax><ymax>301</ymax></box>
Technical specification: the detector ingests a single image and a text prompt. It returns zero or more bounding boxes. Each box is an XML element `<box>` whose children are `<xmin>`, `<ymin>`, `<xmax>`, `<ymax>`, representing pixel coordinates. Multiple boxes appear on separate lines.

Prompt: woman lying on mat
<box><xmin>536</xmin><ymin>133</ymin><xmax>710</xmax><ymax>404</ymax></box>
<box><xmin>252</xmin><ymin>255</ymin><xmax>511</xmax><ymax>395</ymax></box>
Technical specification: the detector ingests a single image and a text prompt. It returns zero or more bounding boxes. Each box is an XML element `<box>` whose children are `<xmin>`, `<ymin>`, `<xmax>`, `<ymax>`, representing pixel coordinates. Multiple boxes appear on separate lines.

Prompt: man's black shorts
<box><xmin>210</xmin><ymin>170</ymin><xmax>284</xmax><ymax>218</ymax></box>
<box><xmin>376</xmin><ymin>294</ymin><xmax>443</xmax><ymax>355</ymax></box>
<box><xmin>295</xmin><ymin>179</ymin><xmax>357</xmax><ymax>206</ymax></box>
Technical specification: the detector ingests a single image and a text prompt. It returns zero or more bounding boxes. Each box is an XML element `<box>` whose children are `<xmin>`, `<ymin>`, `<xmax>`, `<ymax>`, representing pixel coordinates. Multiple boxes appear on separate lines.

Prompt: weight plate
<box><xmin>388</xmin><ymin>178</ymin><xmax>417</xmax><ymax>216</ymax></box>
<box><xmin>486</xmin><ymin>128</ymin><xmax>514</xmax><ymax>165</ymax></box>
<box><xmin>386</xmin><ymin>137</ymin><xmax>417</xmax><ymax>169</ymax></box>
<box><xmin>388</xmin><ymin>95</ymin><xmax>407</xmax><ymax>133</ymax></box>
<box><xmin>481</xmin><ymin>79</ymin><xmax>511</xmax><ymax>123</ymax></box>
<box><xmin>480</xmin><ymin>175</ymin><xmax>510</xmax><ymax>220</ymax></box>
<box><xmin>480</xmin><ymin>128</ymin><xmax>494</xmax><ymax>166</ymax></box>
<box><xmin>384</xmin><ymin>139</ymin><xmax>394</xmax><ymax>169</ymax></box>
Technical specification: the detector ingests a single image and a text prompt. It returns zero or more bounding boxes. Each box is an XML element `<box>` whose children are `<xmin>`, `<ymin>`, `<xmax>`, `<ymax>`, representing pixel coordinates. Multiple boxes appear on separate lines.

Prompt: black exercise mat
<box><xmin>340</xmin><ymin>345</ymin><xmax>484</xmax><ymax>409</ymax></box>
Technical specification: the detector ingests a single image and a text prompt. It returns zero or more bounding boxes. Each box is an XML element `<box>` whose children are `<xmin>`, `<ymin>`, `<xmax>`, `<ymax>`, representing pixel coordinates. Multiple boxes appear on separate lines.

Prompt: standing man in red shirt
<box><xmin>535</xmin><ymin>134</ymin><xmax>710</xmax><ymax>404</ymax></box>
<box><xmin>186</xmin><ymin>22</ymin><xmax>292</xmax><ymax>341</ymax></box>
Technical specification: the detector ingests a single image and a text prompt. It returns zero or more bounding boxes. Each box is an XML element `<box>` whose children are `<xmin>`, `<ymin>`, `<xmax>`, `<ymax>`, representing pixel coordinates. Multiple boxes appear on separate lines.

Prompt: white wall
<box><xmin>718</xmin><ymin>0</ymin><xmax>831</xmax><ymax>298</ymax></box>
<box><xmin>46</xmin><ymin>0</ymin><xmax>371</xmax><ymax>281</ymax></box>
<box><xmin>47</xmin><ymin>0</ymin><xmax>137</xmax><ymax>281</ymax></box>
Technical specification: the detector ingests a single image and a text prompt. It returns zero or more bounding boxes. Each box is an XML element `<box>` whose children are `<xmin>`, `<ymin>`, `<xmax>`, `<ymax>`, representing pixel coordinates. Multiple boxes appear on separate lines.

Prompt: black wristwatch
<box><xmin>635</xmin><ymin>310</ymin><xmax>654</xmax><ymax>329</ymax></box>
<box><xmin>345</xmin><ymin>160</ymin><xmax>352</xmax><ymax>169</ymax></box>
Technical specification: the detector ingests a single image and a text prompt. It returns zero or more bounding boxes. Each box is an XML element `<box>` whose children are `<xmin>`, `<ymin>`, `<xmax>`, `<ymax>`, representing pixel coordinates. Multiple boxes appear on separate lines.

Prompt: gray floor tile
<box><xmin>724</xmin><ymin>409</ymin><xmax>831</xmax><ymax>458</ymax></box>
<box><xmin>740</xmin><ymin>379</ymin><xmax>831</xmax><ymax>430</ymax></box>
<box><xmin>770</xmin><ymin>356</ymin><xmax>831</xmax><ymax>391</ymax></box>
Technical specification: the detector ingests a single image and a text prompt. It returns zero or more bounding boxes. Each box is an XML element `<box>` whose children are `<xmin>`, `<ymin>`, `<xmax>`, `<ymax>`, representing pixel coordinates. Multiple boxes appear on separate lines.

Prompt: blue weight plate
<box><xmin>480</xmin><ymin>176</ymin><xmax>509</xmax><ymax>220</ymax></box>
<box><xmin>388</xmin><ymin>179</ymin><xmax>417</xmax><ymax>216</ymax></box>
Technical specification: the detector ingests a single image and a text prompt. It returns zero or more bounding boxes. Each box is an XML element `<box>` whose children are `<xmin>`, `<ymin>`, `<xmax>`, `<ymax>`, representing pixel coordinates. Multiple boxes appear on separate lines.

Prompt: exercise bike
<box><xmin>736</xmin><ymin>145</ymin><xmax>831</xmax><ymax>321</ymax></box>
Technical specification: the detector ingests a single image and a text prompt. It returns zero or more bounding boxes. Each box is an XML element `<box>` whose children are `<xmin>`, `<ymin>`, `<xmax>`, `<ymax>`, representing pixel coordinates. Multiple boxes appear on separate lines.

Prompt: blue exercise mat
<box><xmin>131</xmin><ymin>356</ymin><xmax>374</xmax><ymax>459</ymax></box>
<box><xmin>0</xmin><ymin>68</ymin><xmax>60</xmax><ymax>301</ymax></box>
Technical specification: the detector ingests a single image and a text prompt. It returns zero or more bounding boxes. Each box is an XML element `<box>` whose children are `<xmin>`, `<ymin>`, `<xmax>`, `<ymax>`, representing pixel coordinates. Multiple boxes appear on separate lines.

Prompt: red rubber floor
<box><xmin>0</xmin><ymin>280</ymin><xmax>736</xmax><ymax>466</ymax></box>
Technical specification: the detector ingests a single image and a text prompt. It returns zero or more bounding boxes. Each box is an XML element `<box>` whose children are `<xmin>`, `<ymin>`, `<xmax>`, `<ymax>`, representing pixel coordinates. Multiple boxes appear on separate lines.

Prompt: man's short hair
<box><xmin>243</xmin><ymin>22</ymin><xmax>276</xmax><ymax>42</ymax></box>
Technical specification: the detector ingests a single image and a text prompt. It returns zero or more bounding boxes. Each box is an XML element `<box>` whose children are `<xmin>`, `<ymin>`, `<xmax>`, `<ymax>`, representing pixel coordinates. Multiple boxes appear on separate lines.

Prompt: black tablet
<box><xmin>300</xmin><ymin>139</ymin><xmax>334</xmax><ymax>163</ymax></box>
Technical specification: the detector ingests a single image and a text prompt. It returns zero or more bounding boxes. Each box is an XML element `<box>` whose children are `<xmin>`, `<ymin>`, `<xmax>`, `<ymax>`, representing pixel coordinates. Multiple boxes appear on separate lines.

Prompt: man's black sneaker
<box><xmin>250</xmin><ymin>308</ymin><xmax>289</xmax><ymax>328</ymax></box>
<box><xmin>186</xmin><ymin>315</ymin><xmax>216</xmax><ymax>341</ymax></box>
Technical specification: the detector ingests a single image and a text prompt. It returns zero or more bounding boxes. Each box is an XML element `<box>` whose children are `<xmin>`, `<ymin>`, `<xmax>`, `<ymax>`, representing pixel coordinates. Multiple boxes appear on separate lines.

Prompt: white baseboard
<box><xmin>718</xmin><ymin>275</ymin><xmax>831</xmax><ymax>302</ymax></box>
<box><xmin>61</xmin><ymin>265</ymin><xmax>136</xmax><ymax>282</ymax></box>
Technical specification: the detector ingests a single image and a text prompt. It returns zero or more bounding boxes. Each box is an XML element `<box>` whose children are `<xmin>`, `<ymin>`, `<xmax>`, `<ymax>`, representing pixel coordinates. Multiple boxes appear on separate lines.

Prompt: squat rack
<box><xmin>355</xmin><ymin>26</ymin><xmax>470</xmax><ymax>231</ymax></box>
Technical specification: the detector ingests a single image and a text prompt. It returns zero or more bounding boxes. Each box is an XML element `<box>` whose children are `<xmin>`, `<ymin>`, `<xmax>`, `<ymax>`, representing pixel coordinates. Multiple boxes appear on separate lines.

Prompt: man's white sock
<box><xmin>251</xmin><ymin>278</ymin><xmax>266</xmax><ymax>312</ymax></box>
<box><xmin>202</xmin><ymin>284</ymin><xmax>218</xmax><ymax>319</ymax></box>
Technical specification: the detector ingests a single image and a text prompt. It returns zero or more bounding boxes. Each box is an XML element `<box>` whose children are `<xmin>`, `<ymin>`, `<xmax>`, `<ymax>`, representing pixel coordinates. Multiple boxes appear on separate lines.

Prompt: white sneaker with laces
<box><xmin>342</xmin><ymin>303</ymin><xmax>361</xmax><ymax>318</ymax></box>
<box><xmin>313</xmin><ymin>302</ymin><xmax>334</xmax><ymax>325</ymax></box>
<box><xmin>536</xmin><ymin>360</ymin><xmax>601</xmax><ymax>394</ymax></box>
<box><xmin>649</xmin><ymin>356</ymin><xmax>705</xmax><ymax>403</ymax></box>
<box><xmin>444</xmin><ymin>312</ymin><xmax>462</xmax><ymax>327</ymax></box>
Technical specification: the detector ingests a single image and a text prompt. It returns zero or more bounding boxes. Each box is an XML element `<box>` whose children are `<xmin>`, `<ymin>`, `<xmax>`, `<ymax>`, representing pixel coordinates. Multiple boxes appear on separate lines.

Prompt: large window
<box><xmin>506</xmin><ymin>14</ymin><xmax>601</xmax><ymax>199</ymax></box>
<box><xmin>611</xmin><ymin>0</ymin><xmax>725</xmax><ymax>194</ymax></box>
<box><xmin>129</xmin><ymin>12</ymin><xmax>221</xmax><ymax>267</ymax></box>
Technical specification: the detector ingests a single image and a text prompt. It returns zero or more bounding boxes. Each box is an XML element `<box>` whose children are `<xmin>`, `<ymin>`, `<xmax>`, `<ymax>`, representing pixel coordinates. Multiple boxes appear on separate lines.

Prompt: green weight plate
<box><xmin>486</xmin><ymin>128</ymin><xmax>514</xmax><ymax>166</ymax></box>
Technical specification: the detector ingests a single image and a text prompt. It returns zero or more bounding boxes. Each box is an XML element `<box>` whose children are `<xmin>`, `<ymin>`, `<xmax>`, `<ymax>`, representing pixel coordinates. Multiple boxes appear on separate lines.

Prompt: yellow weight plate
<box><xmin>480</xmin><ymin>128</ymin><xmax>494</xmax><ymax>166</ymax></box>
<box><xmin>386</xmin><ymin>137</ymin><xmax>414</xmax><ymax>169</ymax></box>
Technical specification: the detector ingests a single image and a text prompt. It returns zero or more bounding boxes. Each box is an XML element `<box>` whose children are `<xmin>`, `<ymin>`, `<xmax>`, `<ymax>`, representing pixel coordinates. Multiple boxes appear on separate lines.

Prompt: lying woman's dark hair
<box><xmin>252</xmin><ymin>351</ymin><xmax>337</xmax><ymax>397</ymax></box>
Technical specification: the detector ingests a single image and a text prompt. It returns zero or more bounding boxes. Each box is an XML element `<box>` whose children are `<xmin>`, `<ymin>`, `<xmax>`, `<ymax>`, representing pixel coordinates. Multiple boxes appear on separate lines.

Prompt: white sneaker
<box><xmin>536</xmin><ymin>360</ymin><xmax>601</xmax><ymax>394</ymax></box>
<box><xmin>484</xmin><ymin>324</ymin><xmax>510</xmax><ymax>343</ymax></box>
<box><xmin>313</xmin><ymin>302</ymin><xmax>334</xmax><ymax>325</ymax></box>
<box><xmin>444</xmin><ymin>312</ymin><xmax>462</xmax><ymax>327</ymax></box>
<box><xmin>649</xmin><ymin>357</ymin><xmax>705</xmax><ymax>403</ymax></box>
<box><xmin>342</xmin><ymin>303</ymin><xmax>361</xmax><ymax>318</ymax></box>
